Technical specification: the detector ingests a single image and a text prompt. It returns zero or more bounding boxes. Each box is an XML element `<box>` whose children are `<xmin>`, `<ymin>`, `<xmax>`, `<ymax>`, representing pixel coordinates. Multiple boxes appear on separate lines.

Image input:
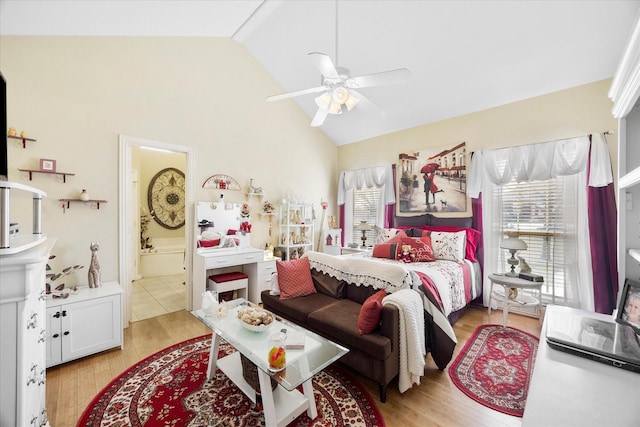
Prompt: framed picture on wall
<box><xmin>396</xmin><ymin>142</ymin><xmax>469</xmax><ymax>216</ymax></box>
<box><xmin>39</xmin><ymin>158</ymin><xmax>56</xmax><ymax>172</ymax></box>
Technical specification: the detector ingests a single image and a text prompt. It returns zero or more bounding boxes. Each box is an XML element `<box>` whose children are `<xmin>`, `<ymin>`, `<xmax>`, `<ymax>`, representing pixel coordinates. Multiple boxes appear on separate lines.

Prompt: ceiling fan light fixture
<box><xmin>315</xmin><ymin>92</ymin><xmax>342</xmax><ymax>114</ymax></box>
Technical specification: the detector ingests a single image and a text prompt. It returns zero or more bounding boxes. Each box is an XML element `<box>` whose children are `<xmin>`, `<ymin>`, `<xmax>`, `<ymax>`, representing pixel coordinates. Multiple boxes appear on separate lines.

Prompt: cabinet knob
<box><xmin>52</xmin><ymin>333</ymin><xmax>59</xmax><ymax>338</ymax></box>
<box><xmin>63</xmin><ymin>331</ymin><xmax>70</xmax><ymax>336</ymax></box>
<box><xmin>62</xmin><ymin>310</ymin><xmax>67</xmax><ymax>317</ymax></box>
<box><xmin>53</xmin><ymin>312</ymin><xmax>61</xmax><ymax>319</ymax></box>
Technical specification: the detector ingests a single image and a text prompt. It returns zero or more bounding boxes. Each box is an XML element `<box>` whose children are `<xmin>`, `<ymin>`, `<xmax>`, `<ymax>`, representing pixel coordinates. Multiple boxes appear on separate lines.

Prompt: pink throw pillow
<box><xmin>276</xmin><ymin>257</ymin><xmax>317</xmax><ymax>300</ymax></box>
<box><xmin>358</xmin><ymin>290</ymin><xmax>388</xmax><ymax>334</ymax></box>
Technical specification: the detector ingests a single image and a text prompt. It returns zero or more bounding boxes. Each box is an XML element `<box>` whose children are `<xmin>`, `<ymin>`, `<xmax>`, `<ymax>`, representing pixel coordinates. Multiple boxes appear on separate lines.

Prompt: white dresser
<box><xmin>0</xmin><ymin>238</ymin><xmax>54</xmax><ymax>427</ymax></box>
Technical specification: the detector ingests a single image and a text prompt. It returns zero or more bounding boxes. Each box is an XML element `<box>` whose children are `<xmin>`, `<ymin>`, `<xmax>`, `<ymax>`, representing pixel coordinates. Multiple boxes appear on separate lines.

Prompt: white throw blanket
<box><xmin>383</xmin><ymin>289</ymin><xmax>426</xmax><ymax>393</ymax></box>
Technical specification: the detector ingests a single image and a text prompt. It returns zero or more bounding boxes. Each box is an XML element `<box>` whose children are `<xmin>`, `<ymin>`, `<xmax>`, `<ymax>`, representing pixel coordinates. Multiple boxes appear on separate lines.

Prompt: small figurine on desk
<box><xmin>518</xmin><ymin>256</ymin><xmax>531</xmax><ymax>274</ymax></box>
<box><xmin>88</xmin><ymin>241</ymin><xmax>102</xmax><ymax>288</ymax></box>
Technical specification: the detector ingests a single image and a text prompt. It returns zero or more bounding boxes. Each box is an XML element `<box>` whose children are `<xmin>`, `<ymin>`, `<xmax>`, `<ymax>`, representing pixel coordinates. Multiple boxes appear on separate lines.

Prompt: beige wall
<box><xmin>338</xmin><ymin>79</ymin><xmax>618</xmax><ymax>190</ymax></box>
<box><xmin>0</xmin><ymin>36</ymin><xmax>338</xmax><ymax>284</ymax></box>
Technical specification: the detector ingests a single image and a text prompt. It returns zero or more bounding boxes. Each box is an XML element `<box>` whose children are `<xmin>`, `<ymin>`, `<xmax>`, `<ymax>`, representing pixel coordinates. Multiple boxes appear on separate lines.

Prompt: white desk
<box><xmin>193</xmin><ymin>248</ymin><xmax>276</xmax><ymax>309</ymax></box>
<box><xmin>522</xmin><ymin>305</ymin><xmax>640</xmax><ymax>426</ymax></box>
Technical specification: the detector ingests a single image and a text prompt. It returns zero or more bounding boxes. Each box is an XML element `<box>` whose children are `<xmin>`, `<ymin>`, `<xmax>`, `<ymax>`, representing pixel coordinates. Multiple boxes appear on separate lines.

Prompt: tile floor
<box><xmin>131</xmin><ymin>273</ymin><xmax>186</xmax><ymax>322</ymax></box>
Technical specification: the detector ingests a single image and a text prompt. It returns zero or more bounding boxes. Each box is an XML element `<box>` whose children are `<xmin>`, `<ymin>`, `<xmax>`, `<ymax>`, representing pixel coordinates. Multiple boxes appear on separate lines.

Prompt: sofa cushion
<box><xmin>276</xmin><ymin>257</ymin><xmax>317</xmax><ymax>300</ymax></box>
<box><xmin>307</xmin><ymin>299</ymin><xmax>392</xmax><ymax>360</ymax></box>
<box><xmin>358</xmin><ymin>290</ymin><xmax>388</xmax><ymax>334</ymax></box>
<box><xmin>346</xmin><ymin>284</ymin><xmax>379</xmax><ymax>305</ymax></box>
<box><xmin>311</xmin><ymin>269</ymin><xmax>346</xmax><ymax>299</ymax></box>
<box><xmin>261</xmin><ymin>291</ymin><xmax>339</xmax><ymax>323</ymax></box>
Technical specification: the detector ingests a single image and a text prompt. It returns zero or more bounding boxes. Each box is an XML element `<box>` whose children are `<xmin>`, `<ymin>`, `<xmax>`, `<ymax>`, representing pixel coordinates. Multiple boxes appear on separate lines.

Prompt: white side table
<box><xmin>488</xmin><ymin>273</ymin><xmax>543</xmax><ymax>327</ymax></box>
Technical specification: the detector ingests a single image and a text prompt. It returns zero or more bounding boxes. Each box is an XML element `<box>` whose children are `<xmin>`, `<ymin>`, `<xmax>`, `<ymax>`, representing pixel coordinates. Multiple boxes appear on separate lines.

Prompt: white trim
<box><xmin>609</xmin><ymin>11</ymin><xmax>640</xmax><ymax>118</ymax></box>
<box><xmin>118</xmin><ymin>135</ymin><xmax>194</xmax><ymax>328</ymax></box>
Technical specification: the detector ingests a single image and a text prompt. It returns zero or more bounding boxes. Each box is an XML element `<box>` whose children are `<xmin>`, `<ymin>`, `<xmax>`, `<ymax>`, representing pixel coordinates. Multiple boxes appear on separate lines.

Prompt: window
<box><xmin>352</xmin><ymin>186</ymin><xmax>381</xmax><ymax>247</ymax></box>
<box><xmin>496</xmin><ymin>177</ymin><xmax>570</xmax><ymax>305</ymax></box>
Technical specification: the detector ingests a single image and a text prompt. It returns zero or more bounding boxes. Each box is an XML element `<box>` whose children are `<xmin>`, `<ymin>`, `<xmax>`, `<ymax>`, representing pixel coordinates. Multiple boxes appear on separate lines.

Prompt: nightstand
<box><xmin>488</xmin><ymin>273</ymin><xmax>543</xmax><ymax>327</ymax></box>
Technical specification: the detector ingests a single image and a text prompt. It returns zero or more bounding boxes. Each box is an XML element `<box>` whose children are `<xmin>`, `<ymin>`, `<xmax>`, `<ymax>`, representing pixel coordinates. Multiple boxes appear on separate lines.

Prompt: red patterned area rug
<box><xmin>448</xmin><ymin>324</ymin><xmax>539</xmax><ymax>417</ymax></box>
<box><xmin>78</xmin><ymin>334</ymin><xmax>384</xmax><ymax>426</ymax></box>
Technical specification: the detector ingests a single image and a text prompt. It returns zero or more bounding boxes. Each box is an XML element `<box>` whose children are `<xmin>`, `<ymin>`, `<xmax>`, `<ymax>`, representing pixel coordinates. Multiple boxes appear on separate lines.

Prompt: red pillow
<box><xmin>414</xmin><ymin>226</ymin><xmax>481</xmax><ymax>262</ymax></box>
<box><xmin>385</xmin><ymin>229</ymin><xmax>410</xmax><ymax>244</ymax></box>
<box><xmin>399</xmin><ymin>236</ymin><xmax>435</xmax><ymax>262</ymax></box>
<box><xmin>198</xmin><ymin>239</ymin><xmax>220</xmax><ymax>248</ymax></box>
<box><xmin>372</xmin><ymin>242</ymin><xmax>399</xmax><ymax>259</ymax></box>
<box><xmin>358</xmin><ymin>290</ymin><xmax>387</xmax><ymax>334</ymax></box>
<box><xmin>275</xmin><ymin>257</ymin><xmax>317</xmax><ymax>300</ymax></box>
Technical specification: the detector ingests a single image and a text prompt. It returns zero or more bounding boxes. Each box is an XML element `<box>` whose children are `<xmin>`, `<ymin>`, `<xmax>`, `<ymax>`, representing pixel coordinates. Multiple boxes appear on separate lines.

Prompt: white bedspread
<box><xmin>382</xmin><ymin>289</ymin><xmax>426</xmax><ymax>393</ymax></box>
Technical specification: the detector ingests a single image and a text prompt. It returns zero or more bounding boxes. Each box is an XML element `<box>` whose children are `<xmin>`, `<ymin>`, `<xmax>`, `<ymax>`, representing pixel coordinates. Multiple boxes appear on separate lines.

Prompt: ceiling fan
<box><xmin>265</xmin><ymin>1</ymin><xmax>410</xmax><ymax>127</ymax></box>
<box><xmin>267</xmin><ymin>53</ymin><xmax>411</xmax><ymax>127</ymax></box>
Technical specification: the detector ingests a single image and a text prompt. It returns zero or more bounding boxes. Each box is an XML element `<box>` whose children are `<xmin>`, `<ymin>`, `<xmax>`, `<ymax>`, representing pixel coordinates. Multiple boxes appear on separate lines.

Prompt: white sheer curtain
<box><xmin>339</xmin><ymin>165</ymin><xmax>395</xmax><ymax>245</ymax></box>
<box><xmin>468</xmin><ymin>135</ymin><xmax>611</xmax><ymax>311</ymax></box>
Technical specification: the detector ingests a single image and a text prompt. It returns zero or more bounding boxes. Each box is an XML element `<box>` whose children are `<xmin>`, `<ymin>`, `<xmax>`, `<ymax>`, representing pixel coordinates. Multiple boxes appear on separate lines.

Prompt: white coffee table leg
<box><xmin>258</xmin><ymin>369</ymin><xmax>277</xmax><ymax>427</ymax></box>
<box><xmin>207</xmin><ymin>331</ymin><xmax>220</xmax><ymax>380</ymax></box>
<box><xmin>302</xmin><ymin>379</ymin><xmax>317</xmax><ymax>419</ymax></box>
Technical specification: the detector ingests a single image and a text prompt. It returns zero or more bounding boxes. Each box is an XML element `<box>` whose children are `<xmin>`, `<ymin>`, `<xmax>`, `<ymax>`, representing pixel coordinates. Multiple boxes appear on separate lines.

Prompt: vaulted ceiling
<box><xmin>1</xmin><ymin>0</ymin><xmax>638</xmax><ymax>146</ymax></box>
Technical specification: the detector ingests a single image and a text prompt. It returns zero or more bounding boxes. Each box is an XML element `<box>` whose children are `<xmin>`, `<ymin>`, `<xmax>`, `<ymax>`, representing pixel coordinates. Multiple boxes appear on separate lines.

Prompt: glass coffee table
<box><xmin>192</xmin><ymin>302</ymin><xmax>348</xmax><ymax>427</ymax></box>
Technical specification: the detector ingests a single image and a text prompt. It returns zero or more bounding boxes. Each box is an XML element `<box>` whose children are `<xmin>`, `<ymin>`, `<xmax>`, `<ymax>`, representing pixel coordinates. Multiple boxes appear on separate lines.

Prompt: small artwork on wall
<box><xmin>39</xmin><ymin>158</ymin><xmax>56</xmax><ymax>172</ymax></box>
<box><xmin>397</xmin><ymin>142</ymin><xmax>468</xmax><ymax>216</ymax></box>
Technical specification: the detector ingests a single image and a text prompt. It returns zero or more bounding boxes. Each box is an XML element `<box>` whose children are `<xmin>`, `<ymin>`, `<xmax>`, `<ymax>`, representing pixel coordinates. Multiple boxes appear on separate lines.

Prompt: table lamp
<box><xmin>357</xmin><ymin>221</ymin><xmax>372</xmax><ymax>248</ymax></box>
<box><xmin>500</xmin><ymin>236</ymin><xmax>527</xmax><ymax>277</ymax></box>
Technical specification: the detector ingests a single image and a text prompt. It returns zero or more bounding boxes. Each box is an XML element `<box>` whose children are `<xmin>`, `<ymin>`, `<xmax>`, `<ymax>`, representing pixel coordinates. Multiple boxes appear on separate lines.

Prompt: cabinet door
<box><xmin>46</xmin><ymin>306</ymin><xmax>63</xmax><ymax>367</ymax></box>
<box><xmin>61</xmin><ymin>294</ymin><xmax>122</xmax><ymax>362</ymax></box>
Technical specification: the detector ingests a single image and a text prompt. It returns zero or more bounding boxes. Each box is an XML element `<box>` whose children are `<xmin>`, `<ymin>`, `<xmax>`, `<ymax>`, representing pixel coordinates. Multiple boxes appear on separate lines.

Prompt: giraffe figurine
<box><xmin>88</xmin><ymin>241</ymin><xmax>102</xmax><ymax>288</ymax></box>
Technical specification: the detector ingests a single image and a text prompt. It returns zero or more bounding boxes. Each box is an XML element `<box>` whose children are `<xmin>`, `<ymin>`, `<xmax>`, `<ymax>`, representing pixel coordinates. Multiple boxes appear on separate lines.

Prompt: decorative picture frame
<box><xmin>39</xmin><ymin>158</ymin><xmax>56</xmax><ymax>172</ymax></box>
<box><xmin>615</xmin><ymin>278</ymin><xmax>640</xmax><ymax>333</ymax></box>
<box><xmin>396</xmin><ymin>142</ymin><xmax>469</xmax><ymax>216</ymax></box>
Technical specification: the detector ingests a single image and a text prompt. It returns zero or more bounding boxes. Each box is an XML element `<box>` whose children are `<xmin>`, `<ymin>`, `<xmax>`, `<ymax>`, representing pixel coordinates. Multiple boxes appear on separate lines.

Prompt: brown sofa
<box><xmin>261</xmin><ymin>269</ymin><xmax>399</xmax><ymax>403</ymax></box>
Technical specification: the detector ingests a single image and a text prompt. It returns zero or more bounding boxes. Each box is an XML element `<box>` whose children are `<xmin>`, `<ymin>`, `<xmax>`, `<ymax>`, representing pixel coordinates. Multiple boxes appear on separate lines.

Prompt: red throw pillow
<box><xmin>399</xmin><ymin>235</ymin><xmax>435</xmax><ymax>262</ymax></box>
<box><xmin>198</xmin><ymin>239</ymin><xmax>220</xmax><ymax>248</ymax></box>
<box><xmin>385</xmin><ymin>229</ymin><xmax>409</xmax><ymax>244</ymax></box>
<box><xmin>276</xmin><ymin>257</ymin><xmax>317</xmax><ymax>300</ymax></box>
<box><xmin>358</xmin><ymin>290</ymin><xmax>388</xmax><ymax>334</ymax></box>
<box><xmin>372</xmin><ymin>242</ymin><xmax>399</xmax><ymax>259</ymax></box>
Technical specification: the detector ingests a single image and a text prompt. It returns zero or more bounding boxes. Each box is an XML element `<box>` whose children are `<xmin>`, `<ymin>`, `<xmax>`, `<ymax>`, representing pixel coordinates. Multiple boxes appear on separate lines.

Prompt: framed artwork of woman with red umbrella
<box><xmin>397</xmin><ymin>142</ymin><xmax>468</xmax><ymax>215</ymax></box>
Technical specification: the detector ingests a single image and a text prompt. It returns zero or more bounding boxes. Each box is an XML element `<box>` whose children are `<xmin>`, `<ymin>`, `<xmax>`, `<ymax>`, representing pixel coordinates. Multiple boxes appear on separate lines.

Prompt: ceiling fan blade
<box><xmin>266</xmin><ymin>85</ymin><xmax>327</xmax><ymax>102</ymax></box>
<box><xmin>349</xmin><ymin>89</ymin><xmax>382</xmax><ymax>114</ymax></box>
<box><xmin>308</xmin><ymin>52</ymin><xmax>340</xmax><ymax>79</ymax></box>
<box><xmin>352</xmin><ymin>68</ymin><xmax>411</xmax><ymax>88</ymax></box>
<box><xmin>310</xmin><ymin>107</ymin><xmax>329</xmax><ymax>127</ymax></box>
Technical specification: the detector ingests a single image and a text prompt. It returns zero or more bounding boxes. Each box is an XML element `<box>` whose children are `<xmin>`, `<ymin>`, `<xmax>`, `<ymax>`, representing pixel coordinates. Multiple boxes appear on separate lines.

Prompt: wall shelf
<box><xmin>19</xmin><ymin>169</ymin><xmax>75</xmax><ymax>183</ymax></box>
<box><xmin>8</xmin><ymin>134</ymin><xmax>37</xmax><ymax>148</ymax></box>
<box><xmin>58</xmin><ymin>199</ymin><xmax>107</xmax><ymax>210</ymax></box>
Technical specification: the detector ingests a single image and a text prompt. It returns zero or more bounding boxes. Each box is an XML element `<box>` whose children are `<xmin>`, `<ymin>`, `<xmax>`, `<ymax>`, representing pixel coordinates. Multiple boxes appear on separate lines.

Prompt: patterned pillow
<box><xmin>399</xmin><ymin>236</ymin><xmax>435</xmax><ymax>262</ymax></box>
<box><xmin>276</xmin><ymin>257</ymin><xmax>317</xmax><ymax>300</ymax></box>
<box><xmin>358</xmin><ymin>289</ymin><xmax>387</xmax><ymax>334</ymax></box>
<box><xmin>372</xmin><ymin>242</ymin><xmax>399</xmax><ymax>259</ymax></box>
<box><xmin>417</xmin><ymin>226</ymin><xmax>481</xmax><ymax>261</ymax></box>
<box><xmin>373</xmin><ymin>226</ymin><xmax>401</xmax><ymax>244</ymax></box>
<box><xmin>430</xmin><ymin>231</ymin><xmax>467</xmax><ymax>261</ymax></box>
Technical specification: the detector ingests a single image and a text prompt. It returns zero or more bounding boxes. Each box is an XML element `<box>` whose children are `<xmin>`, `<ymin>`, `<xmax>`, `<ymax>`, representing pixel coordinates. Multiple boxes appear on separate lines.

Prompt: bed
<box><xmin>309</xmin><ymin>213</ymin><xmax>482</xmax><ymax>369</ymax></box>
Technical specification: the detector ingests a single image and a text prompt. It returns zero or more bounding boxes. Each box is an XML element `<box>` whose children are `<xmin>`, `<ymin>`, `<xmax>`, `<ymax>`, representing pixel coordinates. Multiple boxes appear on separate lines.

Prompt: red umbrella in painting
<box><xmin>420</xmin><ymin>163</ymin><xmax>440</xmax><ymax>174</ymax></box>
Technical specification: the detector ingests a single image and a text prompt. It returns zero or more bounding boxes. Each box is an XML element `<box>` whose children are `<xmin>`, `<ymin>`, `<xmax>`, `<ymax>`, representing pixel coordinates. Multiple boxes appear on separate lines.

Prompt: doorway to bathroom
<box><xmin>119</xmin><ymin>135</ymin><xmax>194</xmax><ymax>327</ymax></box>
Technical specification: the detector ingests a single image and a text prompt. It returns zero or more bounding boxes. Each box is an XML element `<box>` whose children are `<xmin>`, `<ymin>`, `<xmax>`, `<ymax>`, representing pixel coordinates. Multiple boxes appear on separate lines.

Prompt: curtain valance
<box><xmin>338</xmin><ymin>164</ymin><xmax>396</xmax><ymax>205</ymax></box>
<box><xmin>467</xmin><ymin>134</ymin><xmax>612</xmax><ymax>198</ymax></box>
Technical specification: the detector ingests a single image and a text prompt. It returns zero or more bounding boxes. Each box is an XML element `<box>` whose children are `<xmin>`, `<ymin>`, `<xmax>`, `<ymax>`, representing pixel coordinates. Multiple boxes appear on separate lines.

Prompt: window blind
<box><xmin>496</xmin><ymin>177</ymin><xmax>568</xmax><ymax>305</ymax></box>
<box><xmin>353</xmin><ymin>186</ymin><xmax>381</xmax><ymax>246</ymax></box>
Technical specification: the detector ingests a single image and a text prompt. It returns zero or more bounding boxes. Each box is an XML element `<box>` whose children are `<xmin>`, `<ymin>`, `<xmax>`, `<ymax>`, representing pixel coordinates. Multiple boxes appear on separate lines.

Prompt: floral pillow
<box><xmin>430</xmin><ymin>231</ymin><xmax>467</xmax><ymax>262</ymax></box>
<box><xmin>373</xmin><ymin>226</ymin><xmax>401</xmax><ymax>245</ymax></box>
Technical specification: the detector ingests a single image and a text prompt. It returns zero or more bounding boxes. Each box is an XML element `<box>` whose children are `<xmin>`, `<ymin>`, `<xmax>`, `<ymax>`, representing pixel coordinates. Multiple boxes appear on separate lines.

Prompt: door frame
<box><xmin>118</xmin><ymin>135</ymin><xmax>194</xmax><ymax>327</ymax></box>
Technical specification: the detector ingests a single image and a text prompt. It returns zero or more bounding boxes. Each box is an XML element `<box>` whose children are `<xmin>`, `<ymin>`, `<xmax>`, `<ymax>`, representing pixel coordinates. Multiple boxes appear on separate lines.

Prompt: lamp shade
<box><xmin>500</xmin><ymin>236</ymin><xmax>527</xmax><ymax>251</ymax></box>
<box><xmin>356</xmin><ymin>221</ymin><xmax>371</xmax><ymax>231</ymax></box>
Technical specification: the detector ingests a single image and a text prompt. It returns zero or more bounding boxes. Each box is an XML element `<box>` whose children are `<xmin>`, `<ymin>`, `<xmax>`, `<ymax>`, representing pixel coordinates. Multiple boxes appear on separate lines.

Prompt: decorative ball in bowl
<box><xmin>237</xmin><ymin>307</ymin><xmax>274</xmax><ymax>332</ymax></box>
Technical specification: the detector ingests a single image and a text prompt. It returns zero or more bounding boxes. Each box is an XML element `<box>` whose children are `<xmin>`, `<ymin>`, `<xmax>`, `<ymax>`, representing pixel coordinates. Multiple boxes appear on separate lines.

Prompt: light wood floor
<box><xmin>46</xmin><ymin>306</ymin><xmax>541</xmax><ymax>427</ymax></box>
